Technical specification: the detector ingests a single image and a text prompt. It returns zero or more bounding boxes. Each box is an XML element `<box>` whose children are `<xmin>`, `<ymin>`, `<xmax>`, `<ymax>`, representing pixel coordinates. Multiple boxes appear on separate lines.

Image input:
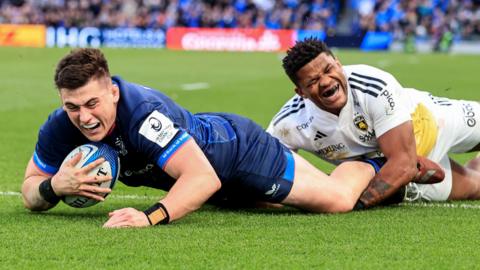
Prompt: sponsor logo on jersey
<box><xmin>114</xmin><ymin>136</ymin><xmax>128</xmax><ymax>156</ymax></box>
<box><xmin>353</xmin><ymin>115</ymin><xmax>368</xmax><ymax>131</ymax></box>
<box><xmin>149</xmin><ymin>117</ymin><xmax>162</xmax><ymax>131</ymax></box>
<box><xmin>380</xmin><ymin>89</ymin><xmax>395</xmax><ymax>111</ymax></box>
<box><xmin>462</xmin><ymin>103</ymin><xmax>477</xmax><ymax>127</ymax></box>
<box><xmin>296</xmin><ymin>116</ymin><xmax>314</xmax><ymax>130</ymax></box>
<box><xmin>123</xmin><ymin>164</ymin><xmax>154</xmax><ymax>177</ymax></box>
<box><xmin>316</xmin><ymin>143</ymin><xmax>346</xmax><ymax>156</ymax></box>
<box><xmin>359</xmin><ymin>129</ymin><xmax>376</xmax><ymax>142</ymax></box>
<box><xmin>314</xmin><ymin>130</ymin><xmax>327</xmax><ymax>140</ymax></box>
<box><xmin>139</xmin><ymin>111</ymin><xmax>179</xmax><ymax>147</ymax></box>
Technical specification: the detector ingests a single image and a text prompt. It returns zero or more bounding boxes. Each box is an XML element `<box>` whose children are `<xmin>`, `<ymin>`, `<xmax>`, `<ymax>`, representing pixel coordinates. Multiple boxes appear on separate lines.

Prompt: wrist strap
<box><xmin>144</xmin><ymin>202</ymin><xmax>170</xmax><ymax>225</ymax></box>
<box><xmin>38</xmin><ymin>178</ymin><xmax>61</xmax><ymax>205</ymax></box>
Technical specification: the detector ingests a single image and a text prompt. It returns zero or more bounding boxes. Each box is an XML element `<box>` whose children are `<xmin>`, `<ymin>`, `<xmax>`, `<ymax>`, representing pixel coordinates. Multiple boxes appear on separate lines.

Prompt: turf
<box><xmin>0</xmin><ymin>47</ymin><xmax>479</xmax><ymax>269</ymax></box>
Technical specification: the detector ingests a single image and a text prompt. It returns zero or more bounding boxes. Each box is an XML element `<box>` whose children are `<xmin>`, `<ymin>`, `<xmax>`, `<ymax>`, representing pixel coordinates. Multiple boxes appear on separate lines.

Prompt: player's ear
<box><xmin>334</xmin><ymin>57</ymin><xmax>342</xmax><ymax>67</ymax></box>
<box><xmin>111</xmin><ymin>84</ymin><xmax>120</xmax><ymax>103</ymax></box>
<box><xmin>294</xmin><ymin>87</ymin><xmax>305</xmax><ymax>98</ymax></box>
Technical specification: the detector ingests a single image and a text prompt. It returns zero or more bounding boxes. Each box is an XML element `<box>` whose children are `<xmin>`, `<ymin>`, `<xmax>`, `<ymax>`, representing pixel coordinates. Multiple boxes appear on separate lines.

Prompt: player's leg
<box><xmin>449</xmin><ymin>157</ymin><xmax>480</xmax><ymax>200</ymax></box>
<box><xmin>281</xmin><ymin>152</ymin><xmax>375</xmax><ymax>213</ymax></box>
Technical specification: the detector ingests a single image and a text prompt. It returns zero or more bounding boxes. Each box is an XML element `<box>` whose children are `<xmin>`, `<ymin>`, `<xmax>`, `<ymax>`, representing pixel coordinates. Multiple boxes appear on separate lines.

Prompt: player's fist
<box><xmin>413</xmin><ymin>156</ymin><xmax>445</xmax><ymax>184</ymax></box>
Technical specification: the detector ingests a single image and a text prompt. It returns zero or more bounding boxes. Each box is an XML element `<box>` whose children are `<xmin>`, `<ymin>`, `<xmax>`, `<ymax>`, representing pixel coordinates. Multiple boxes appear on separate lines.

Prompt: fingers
<box><xmin>83</xmin><ymin>175</ymin><xmax>112</xmax><ymax>184</ymax></box>
<box><xmin>103</xmin><ymin>208</ymin><xmax>150</xmax><ymax>228</ymax></box>
<box><xmin>80</xmin><ymin>157</ymin><xmax>106</xmax><ymax>173</ymax></box>
<box><xmin>77</xmin><ymin>190</ymin><xmax>106</xmax><ymax>201</ymax></box>
<box><xmin>78</xmin><ymin>184</ymin><xmax>112</xmax><ymax>195</ymax></box>
<box><xmin>68</xmin><ymin>152</ymin><xmax>83</xmax><ymax>166</ymax></box>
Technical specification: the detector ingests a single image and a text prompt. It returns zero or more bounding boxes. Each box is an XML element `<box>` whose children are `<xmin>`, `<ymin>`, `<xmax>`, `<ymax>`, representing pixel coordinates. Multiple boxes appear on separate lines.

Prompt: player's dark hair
<box><xmin>282</xmin><ymin>38</ymin><xmax>335</xmax><ymax>85</ymax></box>
<box><xmin>54</xmin><ymin>48</ymin><xmax>110</xmax><ymax>90</ymax></box>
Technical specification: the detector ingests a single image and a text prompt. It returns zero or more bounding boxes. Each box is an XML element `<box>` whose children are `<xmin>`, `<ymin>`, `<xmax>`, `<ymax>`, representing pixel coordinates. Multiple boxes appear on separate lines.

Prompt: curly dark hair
<box><xmin>54</xmin><ymin>48</ymin><xmax>110</xmax><ymax>90</ymax></box>
<box><xmin>282</xmin><ymin>38</ymin><xmax>335</xmax><ymax>85</ymax></box>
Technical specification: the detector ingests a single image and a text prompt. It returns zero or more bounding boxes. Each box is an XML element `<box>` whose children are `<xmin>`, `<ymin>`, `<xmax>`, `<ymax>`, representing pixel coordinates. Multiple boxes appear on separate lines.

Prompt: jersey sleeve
<box><xmin>33</xmin><ymin>111</ymin><xmax>83</xmax><ymax>175</ymax></box>
<box><xmin>266</xmin><ymin>118</ymin><xmax>298</xmax><ymax>151</ymax></box>
<box><xmin>360</xmin><ymin>66</ymin><xmax>411</xmax><ymax>138</ymax></box>
<box><xmin>128</xmin><ymin>104</ymin><xmax>192</xmax><ymax>170</ymax></box>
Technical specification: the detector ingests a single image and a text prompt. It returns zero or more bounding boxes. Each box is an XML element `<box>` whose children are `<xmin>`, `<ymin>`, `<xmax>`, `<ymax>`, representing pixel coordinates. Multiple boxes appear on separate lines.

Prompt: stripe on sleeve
<box><xmin>33</xmin><ymin>151</ymin><xmax>58</xmax><ymax>175</ymax></box>
<box><xmin>157</xmin><ymin>131</ymin><xmax>192</xmax><ymax>169</ymax></box>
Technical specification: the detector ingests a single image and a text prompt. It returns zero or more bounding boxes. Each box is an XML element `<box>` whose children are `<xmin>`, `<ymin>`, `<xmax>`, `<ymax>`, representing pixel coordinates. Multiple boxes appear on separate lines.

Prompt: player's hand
<box><xmin>412</xmin><ymin>156</ymin><xmax>445</xmax><ymax>184</ymax></box>
<box><xmin>51</xmin><ymin>152</ymin><xmax>112</xmax><ymax>201</ymax></box>
<box><xmin>103</xmin><ymin>208</ymin><xmax>151</xmax><ymax>228</ymax></box>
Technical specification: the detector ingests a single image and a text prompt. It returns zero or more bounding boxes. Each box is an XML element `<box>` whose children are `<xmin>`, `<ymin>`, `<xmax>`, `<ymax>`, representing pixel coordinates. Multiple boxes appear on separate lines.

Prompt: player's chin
<box><xmin>82</xmin><ymin>131</ymin><xmax>106</xmax><ymax>142</ymax></box>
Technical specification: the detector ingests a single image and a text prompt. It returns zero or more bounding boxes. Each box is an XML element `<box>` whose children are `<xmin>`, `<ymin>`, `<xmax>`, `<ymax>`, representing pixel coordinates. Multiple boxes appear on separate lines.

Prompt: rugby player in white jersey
<box><xmin>268</xmin><ymin>38</ymin><xmax>480</xmax><ymax>209</ymax></box>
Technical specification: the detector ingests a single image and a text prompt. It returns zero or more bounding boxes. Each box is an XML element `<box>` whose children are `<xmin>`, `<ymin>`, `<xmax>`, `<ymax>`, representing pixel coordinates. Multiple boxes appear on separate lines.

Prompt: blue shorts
<box><xmin>199</xmin><ymin>113</ymin><xmax>295</xmax><ymax>204</ymax></box>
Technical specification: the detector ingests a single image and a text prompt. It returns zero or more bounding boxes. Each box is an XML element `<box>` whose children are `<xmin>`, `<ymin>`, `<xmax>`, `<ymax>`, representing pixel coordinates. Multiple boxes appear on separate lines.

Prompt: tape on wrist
<box><xmin>143</xmin><ymin>202</ymin><xmax>170</xmax><ymax>225</ymax></box>
<box><xmin>38</xmin><ymin>178</ymin><xmax>61</xmax><ymax>205</ymax></box>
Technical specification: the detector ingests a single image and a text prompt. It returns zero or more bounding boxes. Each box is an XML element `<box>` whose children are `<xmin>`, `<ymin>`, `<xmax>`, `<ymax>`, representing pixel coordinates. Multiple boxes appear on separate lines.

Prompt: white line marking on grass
<box><xmin>401</xmin><ymin>202</ymin><xmax>480</xmax><ymax>210</ymax></box>
<box><xmin>2</xmin><ymin>191</ymin><xmax>480</xmax><ymax>209</ymax></box>
<box><xmin>180</xmin><ymin>82</ymin><xmax>210</xmax><ymax>91</ymax></box>
<box><xmin>0</xmin><ymin>191</ymin><xmax>21</xmax><ymax>196</ymax></box>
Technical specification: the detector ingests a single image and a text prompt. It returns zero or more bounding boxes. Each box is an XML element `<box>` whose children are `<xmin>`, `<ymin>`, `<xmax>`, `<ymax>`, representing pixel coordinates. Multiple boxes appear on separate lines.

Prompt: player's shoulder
<box><xmin>42</xmin><ymin>108</ymin><xmax>76</xmax><ymax>133</ymax></box>
<box><xmin>344</xmin><ymin>64</ymin><xmax>396</xmax><ymax>84</ymax></box>
<box><xmin>114</xmin><ymin>76</ymin><xmax>180</xmax><ymax>125</ymax></box>
<box><xmin>270</xmin><ymin>95</ymin><xmax>307</xmax><ymax>128</ymax></box>
<box><xmin>38</xmin><ymin>108</ymin><xmax>85</xmax><ymax>150</ymax></box>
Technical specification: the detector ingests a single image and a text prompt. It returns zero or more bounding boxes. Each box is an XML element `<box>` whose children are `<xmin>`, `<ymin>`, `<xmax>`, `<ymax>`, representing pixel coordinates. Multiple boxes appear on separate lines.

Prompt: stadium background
<box><xmin>1</xmin><ymin>0</ymin><xmax>480</xmax><ymax>269</ymax></box>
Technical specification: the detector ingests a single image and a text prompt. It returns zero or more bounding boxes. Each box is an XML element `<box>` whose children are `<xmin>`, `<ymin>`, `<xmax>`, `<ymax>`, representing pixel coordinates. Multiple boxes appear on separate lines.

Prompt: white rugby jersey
<box><xmin>267</xmin><ymin>64</ymin><xmax>463</xmax><ymax>164</ymax></box>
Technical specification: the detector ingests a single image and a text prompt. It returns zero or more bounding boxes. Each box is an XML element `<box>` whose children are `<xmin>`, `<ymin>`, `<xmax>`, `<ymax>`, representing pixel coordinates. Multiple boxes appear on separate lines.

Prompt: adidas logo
<box><xmin>314</xmin><ymin>131</ymin><xmax>327</xmax><ymax>141</ymax></box>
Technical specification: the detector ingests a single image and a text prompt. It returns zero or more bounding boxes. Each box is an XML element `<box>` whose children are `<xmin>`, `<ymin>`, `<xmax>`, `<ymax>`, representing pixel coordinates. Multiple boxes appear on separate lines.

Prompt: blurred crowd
<box><xmin>0</xmin><ymin>0</ymin><xmax>479</xmax><ymax>39</ymax></box>
<box><xmin>353</xmin><ymin>0</ymin><xmax>480</xmax><ymax>40</ymax></box>
<box><xmin>0</xmin><ymin>0</ymin><xmax>339</xmax><ymax>31</ymax></box>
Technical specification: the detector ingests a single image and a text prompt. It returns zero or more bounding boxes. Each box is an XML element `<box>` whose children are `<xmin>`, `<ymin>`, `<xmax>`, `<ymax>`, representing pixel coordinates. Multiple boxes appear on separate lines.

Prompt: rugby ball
<box><xmin>61</xmin><ymin>142</ymin><xmax>120</xmax><ymax>208</ymax></box>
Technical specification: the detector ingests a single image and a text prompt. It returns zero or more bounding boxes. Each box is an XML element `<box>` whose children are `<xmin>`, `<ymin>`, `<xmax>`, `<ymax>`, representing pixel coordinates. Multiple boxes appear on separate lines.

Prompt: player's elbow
<box><xmin>22</xmin><ymin>196</ymin><xmax>49</xmax><ymax>212</ymax></box>
<box><xmin>21</xmin><ymin>182</ymin><xmax>51</xmax><ymax>212</ymax></box>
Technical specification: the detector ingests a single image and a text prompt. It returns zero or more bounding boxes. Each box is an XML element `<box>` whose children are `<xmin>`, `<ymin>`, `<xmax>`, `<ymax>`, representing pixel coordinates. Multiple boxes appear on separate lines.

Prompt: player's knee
<box><xmin>322</xmin><ymin>189</ymin><xmax>357</xmax><ymax>213</ymax></box>
<box><xmin>334</xmin><ymin>193</ymin><xmax>357</xmax><ymax>213</ymax></box>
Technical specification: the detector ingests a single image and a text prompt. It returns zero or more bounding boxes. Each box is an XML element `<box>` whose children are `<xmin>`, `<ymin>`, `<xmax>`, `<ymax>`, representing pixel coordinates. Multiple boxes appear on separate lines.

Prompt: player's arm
<box><xmin>22</xmin><ymin>154</ymin><xmax>112</xmax><ymax>211</ymax></box>
<box><xmin>356</xmin><ymin>121</ymin><xmax>418</xmax><ymax>208</ymax></box>
<box><xmin>22</xmin><ymin>157</ymin><xmax>59</xmax><ymax>211</ymax></box>
<box><xmin>103</xmin><ymin>138</ymin><xmax>221</xmax><ymax>228</ymax></box>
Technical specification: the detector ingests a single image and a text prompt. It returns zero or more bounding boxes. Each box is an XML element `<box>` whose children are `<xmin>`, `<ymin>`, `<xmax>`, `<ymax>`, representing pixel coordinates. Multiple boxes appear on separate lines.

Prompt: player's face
<box><xmin>60</xmin><ymin>77</ymin><xmax>120</xmax><ymax>142</ymax></box>
<box><xmin>294</xmin><ymin>53</ymin><xmax>348</xmax><ymax>115</ymax></box>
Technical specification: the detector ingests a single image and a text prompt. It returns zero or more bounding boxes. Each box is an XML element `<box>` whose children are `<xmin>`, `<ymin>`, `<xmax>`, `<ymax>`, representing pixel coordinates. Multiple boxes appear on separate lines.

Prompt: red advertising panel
<box><xmin>0</xmin><ymin>24</ymin><xmax>46</xmax><ymax>47</ymax></box>
<box><xmin>167</xmin><ymin>27</ymin><xmax>295</xmax><ymax>52</ymax></box>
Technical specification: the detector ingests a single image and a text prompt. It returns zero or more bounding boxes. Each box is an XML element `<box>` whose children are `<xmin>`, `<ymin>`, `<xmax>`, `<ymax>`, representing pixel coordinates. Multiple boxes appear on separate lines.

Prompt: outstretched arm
<box><xmin>103</xmin><ymin>138</ymin><xmax>222</xmax><ymax>228</ymax></box>
<box><xmin>357</xmin><ymin>121</ymin><xmax>418</xmax><ymax>208</ymax></box>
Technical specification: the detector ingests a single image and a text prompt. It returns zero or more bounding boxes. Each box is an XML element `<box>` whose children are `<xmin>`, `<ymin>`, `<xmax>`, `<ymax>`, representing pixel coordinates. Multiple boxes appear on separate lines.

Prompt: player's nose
<box><xmin>79</xmin><ymin>107</ymin><xmax>93</xmax><ymax>123</ymax></box>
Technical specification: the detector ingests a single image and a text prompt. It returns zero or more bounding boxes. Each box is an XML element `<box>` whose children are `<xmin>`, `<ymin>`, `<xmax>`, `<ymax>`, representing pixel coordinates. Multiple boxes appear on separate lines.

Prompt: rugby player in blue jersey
<box><xmin>22</xmin><ymin>48</ymin><xmax>441</xmax><ymax>228</ymax></box>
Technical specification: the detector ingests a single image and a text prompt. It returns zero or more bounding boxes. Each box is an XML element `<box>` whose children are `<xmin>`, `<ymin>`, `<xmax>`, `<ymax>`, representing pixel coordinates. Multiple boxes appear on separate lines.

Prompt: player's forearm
<box><xmin>160</xmin><ymin>172</ymin><xmax>221</xmax><ymax>222</ymax></box>
<box><xmin>359</xmin><ymin>159</ymin><xmax>417</xmax><ymax>208</ymax></box>
<box><xmin>21</xmin><ymin>176</ymin><xmax>58</xmax><ymax>211</ymax></box>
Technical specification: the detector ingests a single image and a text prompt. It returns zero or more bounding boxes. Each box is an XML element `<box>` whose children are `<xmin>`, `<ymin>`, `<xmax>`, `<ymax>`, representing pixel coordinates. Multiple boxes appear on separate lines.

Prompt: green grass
<box><xmin>0</xmin><ymin>47</ymin><xmax>479</xmax><ymax>269</ymax></box>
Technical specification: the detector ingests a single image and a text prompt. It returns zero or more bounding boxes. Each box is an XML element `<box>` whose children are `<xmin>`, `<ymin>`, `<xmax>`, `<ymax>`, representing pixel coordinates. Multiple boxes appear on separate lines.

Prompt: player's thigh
<box><xmin>281</xmin><ymin>153</ymin><xmax>371</xmax><ymax>213</ymax></box>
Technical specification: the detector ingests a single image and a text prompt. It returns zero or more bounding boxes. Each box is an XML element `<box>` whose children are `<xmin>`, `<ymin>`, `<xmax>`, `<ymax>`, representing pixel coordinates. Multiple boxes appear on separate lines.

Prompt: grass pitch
<box><xmin>0</xmin><ymin>47</ymin><xmax>479</xmax><ymax>269</ymax></box>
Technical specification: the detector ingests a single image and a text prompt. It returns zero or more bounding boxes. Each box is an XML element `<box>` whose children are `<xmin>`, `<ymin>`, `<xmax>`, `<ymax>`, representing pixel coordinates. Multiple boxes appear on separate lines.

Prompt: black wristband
<box><xmin>38</xmin><ymin>178</ymin><xmax>61</xmax><ymax>205</ymax></box>
<box><xmin>143</xmin><ymin>202</ymin><xmax>170</xmax><ymax>225</ymax></box>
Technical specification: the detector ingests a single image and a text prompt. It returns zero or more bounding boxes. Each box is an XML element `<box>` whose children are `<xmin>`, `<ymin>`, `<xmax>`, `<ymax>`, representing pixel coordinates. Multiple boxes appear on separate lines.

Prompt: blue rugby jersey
<box><xmin>33</xmin><ymin>76</ymin><xmax>293</xmax><ymax>201</ymax></box>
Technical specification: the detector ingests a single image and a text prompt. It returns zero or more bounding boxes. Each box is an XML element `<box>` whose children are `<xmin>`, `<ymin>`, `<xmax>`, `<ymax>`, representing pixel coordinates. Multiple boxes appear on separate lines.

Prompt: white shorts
<box><xmin>413</xmin><ymin>100</ymin><xmax>480</xmax><ymax>201</ymax></box>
